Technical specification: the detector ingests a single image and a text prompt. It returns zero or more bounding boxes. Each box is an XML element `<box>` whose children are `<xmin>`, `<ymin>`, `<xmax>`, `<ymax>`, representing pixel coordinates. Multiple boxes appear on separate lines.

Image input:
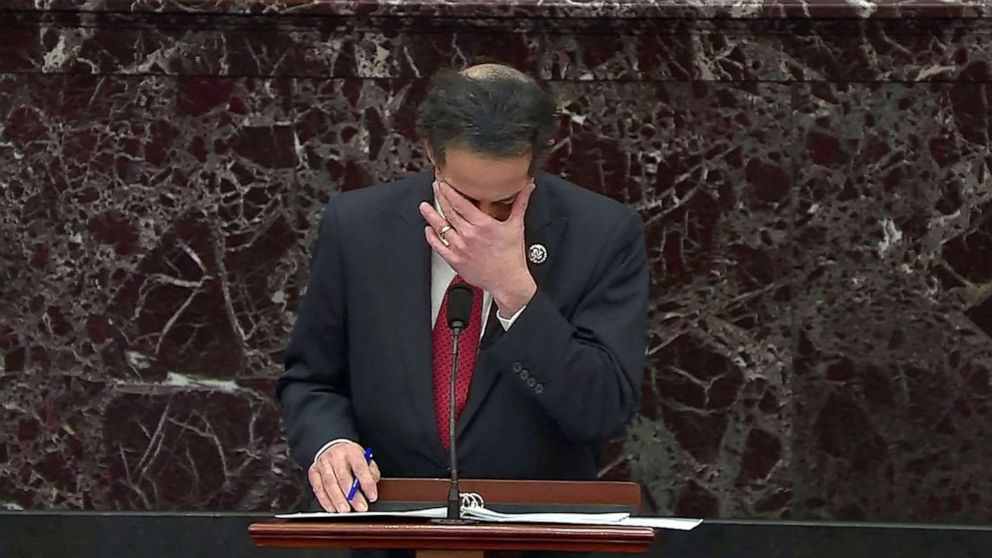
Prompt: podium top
<box><xmin>251</xmin><ymin>479</ymin><xmax>653</xmax><ymax>554</ymax></box>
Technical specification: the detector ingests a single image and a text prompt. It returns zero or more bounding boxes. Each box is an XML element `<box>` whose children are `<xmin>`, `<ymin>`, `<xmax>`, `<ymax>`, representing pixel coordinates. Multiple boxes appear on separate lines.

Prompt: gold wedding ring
<box><xmin>438</xmin><ymin>224</ymin><xmax>453</xmax><ymax>246</ymax></box>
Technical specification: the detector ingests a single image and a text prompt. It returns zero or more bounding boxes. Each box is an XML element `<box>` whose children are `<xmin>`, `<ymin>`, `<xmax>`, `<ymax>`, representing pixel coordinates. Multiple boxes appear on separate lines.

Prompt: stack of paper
<box><xmin>276</xmin><ymin>507</ymin><xmax>702</xmax><ymax>530</ymax></box>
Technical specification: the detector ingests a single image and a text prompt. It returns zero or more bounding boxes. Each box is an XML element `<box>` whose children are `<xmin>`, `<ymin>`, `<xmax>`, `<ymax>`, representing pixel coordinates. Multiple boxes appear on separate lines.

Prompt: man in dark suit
<box><xmin>277</xmin><ymin>64</ymin><xmax>648</xmax><ymax>514</ymax></box>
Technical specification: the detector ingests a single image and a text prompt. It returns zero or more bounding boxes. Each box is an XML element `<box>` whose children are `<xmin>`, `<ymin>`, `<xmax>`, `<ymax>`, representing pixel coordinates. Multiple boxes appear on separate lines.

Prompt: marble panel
<box><xmin>549</xmin><ymin>81</ymin><xmax>798</xmax><ymax>518</ymax></box>
<box><xmin>789</xmin><ymin>81</ymin><xmax>992</xmax><ymax>521</ymax></box>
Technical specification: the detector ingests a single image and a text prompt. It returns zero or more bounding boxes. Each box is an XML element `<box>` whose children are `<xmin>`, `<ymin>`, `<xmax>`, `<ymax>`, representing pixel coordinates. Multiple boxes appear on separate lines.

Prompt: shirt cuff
<box><xmin>496</xmin><ymin>304</ymin><xmax>527</xmax><ymax>330</ymax></box>
<box><xmin>312</xmin><ymin>438</ymin><xmax>356</xmax><ymax>466</ymax></box>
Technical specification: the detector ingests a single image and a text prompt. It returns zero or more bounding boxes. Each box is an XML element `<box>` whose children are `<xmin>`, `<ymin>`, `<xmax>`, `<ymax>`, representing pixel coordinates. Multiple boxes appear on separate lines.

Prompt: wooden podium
<box><xmin>249</xmin><ymin>478</ymin><xmax>656</xmax><ymax>557</ymax></box>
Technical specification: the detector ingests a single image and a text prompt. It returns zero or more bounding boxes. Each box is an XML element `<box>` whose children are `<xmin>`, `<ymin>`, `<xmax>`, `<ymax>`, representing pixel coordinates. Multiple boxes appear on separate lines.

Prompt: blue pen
<box><xmin>347</xmin><ymin>447</ymin><xmax>375</xmax><ymax>502</ymax></box>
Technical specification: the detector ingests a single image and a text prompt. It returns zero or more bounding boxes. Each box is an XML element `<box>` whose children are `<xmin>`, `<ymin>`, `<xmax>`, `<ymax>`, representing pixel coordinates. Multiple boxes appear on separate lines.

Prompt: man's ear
<box><xmin>422</xmin><ymin>141</ymin><xmax>436</xmax><ymax>166</ymax></box>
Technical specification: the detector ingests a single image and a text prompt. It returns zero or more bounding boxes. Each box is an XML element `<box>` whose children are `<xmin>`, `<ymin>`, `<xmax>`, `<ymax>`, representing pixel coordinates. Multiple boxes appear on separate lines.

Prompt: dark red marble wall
<box><xmin>1</xmin><ymin>1</ymin><xmax>990</xmax><ymax>522</ymax></box>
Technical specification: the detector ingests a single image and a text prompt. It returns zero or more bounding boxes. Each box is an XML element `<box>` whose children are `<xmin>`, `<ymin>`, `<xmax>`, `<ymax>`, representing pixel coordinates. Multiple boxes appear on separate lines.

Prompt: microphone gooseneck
<box><xmin>444</xmin><ymin>283</ymin><xmax>473</xmax><ymax>520</ymax></box>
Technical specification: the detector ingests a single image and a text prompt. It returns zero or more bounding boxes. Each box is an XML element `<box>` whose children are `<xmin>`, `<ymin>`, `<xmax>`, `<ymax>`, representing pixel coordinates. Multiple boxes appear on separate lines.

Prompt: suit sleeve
<box><xmin>276</xmin><ymin>199</ymin><xmax>360</xmax><ymax>469</ymax></box>
<box><xmin>486</xmin><ymin>208</ymin><xmax>648</xmax><ymax>444</ymax></box>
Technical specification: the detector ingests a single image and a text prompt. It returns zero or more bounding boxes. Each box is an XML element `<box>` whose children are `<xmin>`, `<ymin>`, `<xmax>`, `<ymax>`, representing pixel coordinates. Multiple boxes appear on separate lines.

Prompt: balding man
<box><xmin>277</xmin><ymin>64</ymin><xmax>649</xmax><ymax>514</ymax></box>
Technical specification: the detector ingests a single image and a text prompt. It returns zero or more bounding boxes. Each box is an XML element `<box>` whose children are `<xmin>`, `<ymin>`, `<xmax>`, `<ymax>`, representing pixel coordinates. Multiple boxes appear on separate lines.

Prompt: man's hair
<box><xmin>416</xmin><ymin>64</ymin><xmax>557</xmax><ymax>170</ymax></box>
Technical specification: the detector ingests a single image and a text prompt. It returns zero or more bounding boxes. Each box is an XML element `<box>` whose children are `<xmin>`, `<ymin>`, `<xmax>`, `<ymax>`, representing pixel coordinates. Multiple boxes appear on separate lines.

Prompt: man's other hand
<box><xmin>308</xmin><ymin>441</ymin><xmax>381</xmax><ymax>512</ymax></box>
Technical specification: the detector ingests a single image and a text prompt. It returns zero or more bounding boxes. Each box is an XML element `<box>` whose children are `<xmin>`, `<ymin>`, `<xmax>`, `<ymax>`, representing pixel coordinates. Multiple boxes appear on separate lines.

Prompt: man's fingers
<box><xmin>348</xmin><ymin>452</ymin><xmax>379</xmax><ymax>504</ymax></box>
<box><xmin>308</xmin><ymin>467</ymin><xmax>336</xmax><ymax>512</ymax></box>
<box><xmin>433</xmin><ymin>182</ymin><xmax>473</xmax><ymax>231</ymax></box>
<box><xmin>317</xmin><ymin>465</ymin><xmax>351</xmax><ymax>513</ymax></box>
<box><xmin>350</xmin><ymin>491</ymin><xmax>370</xmax><ymax>512</ymax></box>
<box><xmin>419</xmin><ymin>201</ymin><xmax>448</xmax><ymax>232</ymax></box>
<box><xmin>425</xmin><ymin>226</ymin><xmax>459</xmax><ymax>265</ymax></box>
<box><xmin>421</xmin><ymin>201</ymin><xmax>465</xmax><ymax>251</ymax></box>
<box><xmin>370</xmin><ymin>460</ymin><xmax>382</xmax><ymax>483</ymax></box>
<box><xmin>439</xmin><ymin>180</ymin><xmax>486</xmax><ymax>226</ymax></box>
<box><xmin>510</xmin><ymin>180</ymin><xmax>536</xmax><ymax>224</ymax></box>
<box><xmin>331</xmin><ymin>456</ymin><xmax>353</xmax><ymax>494</ymax></box>
<box><xmin>328</xmin><ymin>458</ymin><xmax>356</xmax><ymax>513</ymax></box>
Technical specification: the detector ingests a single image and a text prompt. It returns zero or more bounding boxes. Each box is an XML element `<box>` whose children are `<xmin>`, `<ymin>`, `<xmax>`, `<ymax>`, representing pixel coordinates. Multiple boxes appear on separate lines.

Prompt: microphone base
<box><xmin>446</xmin><ymin>482</ymin><xmax>461</xmax><ymax>520</ymax></box>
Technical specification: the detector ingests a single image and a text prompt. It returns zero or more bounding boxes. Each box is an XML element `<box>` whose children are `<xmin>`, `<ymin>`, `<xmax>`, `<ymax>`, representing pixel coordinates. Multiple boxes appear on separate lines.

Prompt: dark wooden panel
<box><xmin>249</xmin><ymin>520</ymin><xmax>656</xmax><ymax>553</ymax></box>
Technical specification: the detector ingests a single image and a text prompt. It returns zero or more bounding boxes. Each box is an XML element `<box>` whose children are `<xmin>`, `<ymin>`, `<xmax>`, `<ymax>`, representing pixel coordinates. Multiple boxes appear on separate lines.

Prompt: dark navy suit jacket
<box><xmin>277</xmin><ymin>171</ymin><xmax>648</xmax><ymax>482</ymax></box>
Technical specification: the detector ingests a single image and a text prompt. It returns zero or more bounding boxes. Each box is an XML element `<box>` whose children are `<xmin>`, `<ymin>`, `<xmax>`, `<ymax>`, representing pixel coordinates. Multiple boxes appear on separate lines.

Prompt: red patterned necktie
<box><xmin>432</xmin><ymin>276</ymin><xmax>483</xmax><ymax>450</ymax></box>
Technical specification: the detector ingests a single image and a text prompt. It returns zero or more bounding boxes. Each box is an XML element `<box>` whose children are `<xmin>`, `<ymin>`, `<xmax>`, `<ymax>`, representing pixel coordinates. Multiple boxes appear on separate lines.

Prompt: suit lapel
<box><xmin>388</xmin><ymin>173</ymin><xmax>440</xmax><ymax>455</ymax></box>
<box><xmin>457</xmin><ymin>173</ymin><xmax>567</xmax><ymax>439</ymax></box>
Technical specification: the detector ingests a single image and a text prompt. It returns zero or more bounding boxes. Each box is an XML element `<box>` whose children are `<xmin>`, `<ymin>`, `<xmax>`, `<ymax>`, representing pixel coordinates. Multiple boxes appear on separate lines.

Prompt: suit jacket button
<box><xmin>535</xmin><ymin>384</ymin><xmax>544</xmax><ymax>394</ymax></box>
<box><xmin>512</xmin><ymin>362</ymin><xmax>523</xmax><ymax>373</ymax></box>
<box><xmin>519</xmin><ymin>369</ymin><xmax>529</xmax><ymax>380</ymax></box>
<box><xmin>526</xmin><ymin>377</ymin><xmax>536</xmax><ymax>388</ymax></box>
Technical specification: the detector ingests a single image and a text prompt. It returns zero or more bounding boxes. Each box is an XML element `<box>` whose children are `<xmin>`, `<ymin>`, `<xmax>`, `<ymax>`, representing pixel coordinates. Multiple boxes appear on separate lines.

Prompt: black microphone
<box><xmin>447</xmin><ymin>284</ymin><xmax>473</xmax><ymax>331</ymax></box>
<box><xmin>444</xmin><ymin>283</ymin><xmax>473</xmax><ymax>520</ymax></box>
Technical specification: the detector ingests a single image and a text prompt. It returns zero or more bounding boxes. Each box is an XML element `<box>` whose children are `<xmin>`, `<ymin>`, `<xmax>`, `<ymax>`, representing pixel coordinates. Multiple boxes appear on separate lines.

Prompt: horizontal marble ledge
<box><xmin>2</xmin><ymin>0</ymin><xmax>992</xmax><ymax>19</ymax></box>
<box><xmin>2</xmin><ymin>11</ymin><xmax>991</xmax><ymax>81</ymax></box>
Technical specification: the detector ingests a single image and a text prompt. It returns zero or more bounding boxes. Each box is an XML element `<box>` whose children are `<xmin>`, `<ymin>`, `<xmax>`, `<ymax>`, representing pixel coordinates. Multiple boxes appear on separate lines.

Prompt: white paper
<box><xmin>616</xmin><ymin>517</ymin><xmax>703</xmax><ymax>530</ymax></box>
<box><xmin>276</xmin><ymin>507</ymin><xmax>702</xmax><ymax>530</ymax></box>
<box><xmin>463</xmin><ymin>508</ymin><xmax>631</xmax><ymax>524</ymax></box>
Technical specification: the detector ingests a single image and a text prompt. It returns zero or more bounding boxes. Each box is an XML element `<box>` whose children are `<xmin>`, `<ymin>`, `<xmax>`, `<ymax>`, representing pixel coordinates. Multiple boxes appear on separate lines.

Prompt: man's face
<box><xmin>433</xmin><ymin>146</ymin><xmax>533</xmax><ymax>222</ymax></box>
